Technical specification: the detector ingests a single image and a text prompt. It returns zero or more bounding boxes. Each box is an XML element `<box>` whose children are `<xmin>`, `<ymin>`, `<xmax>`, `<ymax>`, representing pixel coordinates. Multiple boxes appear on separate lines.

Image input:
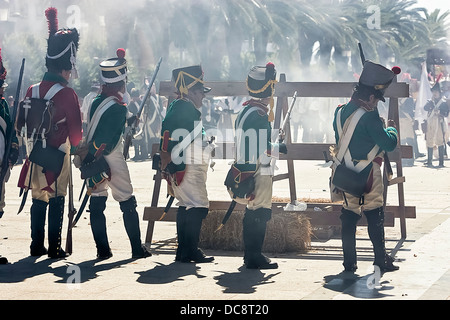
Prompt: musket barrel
<box><xmin>123</xmin><ymin>57</ymin><xmax>163</xmax><ymax>158</ymax></box>
<box><xmin>278</xmin><ymin>91</ymin><xmax>298</xmax><ymax>142</ymax></box>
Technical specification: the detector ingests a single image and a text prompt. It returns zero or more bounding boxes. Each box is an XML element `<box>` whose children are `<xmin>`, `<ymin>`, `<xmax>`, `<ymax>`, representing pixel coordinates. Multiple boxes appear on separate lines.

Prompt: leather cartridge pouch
<box><xmin>29</xmin><ymin>140</ymin><xmax>66</xmax><ymax>174</ymax></box>
<box><xmin>224</xmin><ymin>164</ymin><xmax>256</xmax><ymax>200</ymax></box>
<box><xmin>80</xmin><ymin>156</ymin><xmax>110</xmax><ymax>180</ymax></box>
<box><xmin>331</xmin><ymin>163</ymin><xmax>367</xmax><ymax>198</ymax></box>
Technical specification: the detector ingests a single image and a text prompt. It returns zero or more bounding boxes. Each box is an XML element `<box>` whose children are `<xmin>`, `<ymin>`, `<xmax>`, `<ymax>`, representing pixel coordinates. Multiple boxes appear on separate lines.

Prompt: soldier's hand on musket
<box><xmin>387</xmin><ymin>119</ymin><xmax>397</xmax><ymax>129</ymax></box>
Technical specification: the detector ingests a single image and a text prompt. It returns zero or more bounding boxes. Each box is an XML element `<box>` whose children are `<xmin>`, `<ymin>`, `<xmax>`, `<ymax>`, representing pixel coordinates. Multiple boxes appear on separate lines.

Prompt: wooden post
<box><xmin>387</xmin><ymin>78</ymin><xmax>408</xmax><ymax>239</ymax></box>
<box><xmin>273</xmin><ymin>74</ymin><xmax>297</xmax><ymax>204</ymax></box>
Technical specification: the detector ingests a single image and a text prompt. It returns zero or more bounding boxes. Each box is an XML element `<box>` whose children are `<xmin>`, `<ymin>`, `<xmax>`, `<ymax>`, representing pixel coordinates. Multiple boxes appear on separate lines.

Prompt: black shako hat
<box><xmin>246</xmin><ymin>62</ymin><xmax>277</xmax><ymax>121</ymax></box>
<box><xmin>359</xmin><ymin>60</ymin><xmax>401</xmax><ymax>102</ymax></box>
<box><xmin>45</xmin><ymin>7</ymin><xmax>80</xmax><ymax>78</ymax></box>
<box><xmin>172</xmin><ymin>65</ymin><xmax>211</xmax><ymax>97</ymax></box>
<box><xmin>100</xmin><ymin>48</ymin><xmax>128</xmax><ymax>84</ymax></box>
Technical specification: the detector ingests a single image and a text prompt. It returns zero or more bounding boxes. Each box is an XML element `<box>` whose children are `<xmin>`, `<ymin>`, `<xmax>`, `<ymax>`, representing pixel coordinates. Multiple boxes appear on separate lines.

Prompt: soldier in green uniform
<box><xmin>332</xmin><ymin>61</ymin><xmax>400</xmax><ymax>272</ymax></box>
<box><xmin>229</xmin><ymin>62</ymin><xmax>286</xmax><ymax>269</ymax></box>
<box><xmin>0</xmin><ymin>48</ymin><xmax>19</xmax><ymax>265</ymax></box>
<box><xmin>80</xmin><ymin>48</ymin><xmax>150</xmax><ymax>259</ymax></box>
<box><xmin>0</xmin><ymin>48</ymin><xmax>19</xmax><ymax>218</ymax></box>
<box><xmin>159</xmin><ymin>65</ymin><xmax>214</xmax><ymax>263</ymax></box>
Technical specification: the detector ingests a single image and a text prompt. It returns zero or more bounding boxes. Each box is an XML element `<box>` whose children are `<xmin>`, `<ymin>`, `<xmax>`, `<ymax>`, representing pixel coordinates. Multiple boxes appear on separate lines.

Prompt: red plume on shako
<box><xmin>116</xmin><ymin>48</ymin><xmax>126</xmax><ymax>60</ymax></box>
<box><xmin>392</xmin><ymin>66</ymin><xmax>401</xmax><ymax>75</ymax></box>
<box><xmin>45</xmin><ymin>7</ymin><xmax>59</xmax><ymax>36</ymax></box>
<box><xmin>100</xmin><ymin>48</ymin><xmax>128</xmax><ymax>84</ymax></box>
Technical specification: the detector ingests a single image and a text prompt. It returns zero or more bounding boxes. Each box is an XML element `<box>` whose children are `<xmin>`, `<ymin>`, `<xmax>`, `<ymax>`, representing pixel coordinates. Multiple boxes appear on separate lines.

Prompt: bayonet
<box><xmin>278</xmin><ymin>91</ymin><xmax>298</xmax><ymax>143</ymax></box>
<box><xmin>123</xmin><ymin>57</ymin><xmax>163</xmax><ymax>159</ymax></box>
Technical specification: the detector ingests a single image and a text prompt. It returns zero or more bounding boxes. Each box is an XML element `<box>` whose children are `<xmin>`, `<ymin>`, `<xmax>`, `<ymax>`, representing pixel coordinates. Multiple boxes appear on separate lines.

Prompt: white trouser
<box><xmin>90</xmin><ymin>141</ymin><xmax>133</xmax><ymax>202</ymax></box>
<box><xmin>247</xmin><ymin>165</ymin><xmax>273</xmax><ymax>210</ymax></box>
<box><xmin>426</xmin><ymin>112</ymin><xmax>448</xmax><ymax>148</ymax></box>
<box><xmin>343</xmin><ymin>161</ymin><xmax>384</xmax><ymax>215</ymax></box>
<box><xmin>171</xmin><ymin>141</ymin><xmax>212</xmax><ymax>210</ymax></box>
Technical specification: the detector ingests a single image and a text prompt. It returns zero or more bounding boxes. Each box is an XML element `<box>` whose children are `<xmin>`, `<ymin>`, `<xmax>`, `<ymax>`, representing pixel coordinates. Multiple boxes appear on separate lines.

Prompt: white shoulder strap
<box><xmin>336</xmin><ymin>108</ymin><xmax>379</xmax><ymax>173</ymax></box>
<box><xmin>171</xmin><ymin>120</ymin><xmax>204</xmax><ymax>158</ymax></box>
<box><xmin>31</xmin><ymin>83</ymin><xmax>65</xmax><ymax>100</ymax></box>
<box><xmin>336</xmin><ymin>108</ymin><xmax>366</xmax><ymax>162</ymax></box>
<box><xmin>31</xmin><ymin>84</ymin><xmax>40</xmax><ymax>99</ymax></box>
<box><xmin>86</xmin><ymin>96</ymin><xmax>117</xmax><ymax>142</ymax></box>
<box><xmin>235</xmin><ymin>106</ymin><xmax>259</xmax><ymax>162</ymax></box>
<box><xmin>44</xmin><ymin>83</ymin><xmax>65</xmax><ymax>100</ymax></box>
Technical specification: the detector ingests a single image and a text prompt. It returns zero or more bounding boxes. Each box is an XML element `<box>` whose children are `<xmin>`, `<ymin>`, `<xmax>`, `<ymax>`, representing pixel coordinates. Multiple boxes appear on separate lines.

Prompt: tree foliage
<box><xmin>1</xmin><ymin>0</ymin><xmax>449</xmax><ymax>97</ymax></box>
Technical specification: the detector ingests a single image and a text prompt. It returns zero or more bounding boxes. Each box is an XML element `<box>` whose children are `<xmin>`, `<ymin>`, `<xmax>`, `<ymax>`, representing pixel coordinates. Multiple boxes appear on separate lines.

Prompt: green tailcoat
<box><xmin>332</xmin><ymin>100</ymin><xmax>398</xmax><ymax>178</ymax></box>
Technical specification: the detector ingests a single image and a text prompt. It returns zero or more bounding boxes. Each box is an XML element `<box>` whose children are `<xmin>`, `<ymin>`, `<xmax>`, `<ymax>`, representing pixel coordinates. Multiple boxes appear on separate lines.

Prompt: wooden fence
<box><xmin>143</xmin><ymin>74</ymin><xmax>415</xmax><ymax>247</ymax></box>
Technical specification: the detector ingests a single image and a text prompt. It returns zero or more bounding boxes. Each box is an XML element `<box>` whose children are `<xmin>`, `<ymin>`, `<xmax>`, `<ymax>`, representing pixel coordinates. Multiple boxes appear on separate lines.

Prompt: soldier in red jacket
<box><xmin>18</xmin><ymin>8</ymin><xmax>82</xmax><ymax>259</ymax></box>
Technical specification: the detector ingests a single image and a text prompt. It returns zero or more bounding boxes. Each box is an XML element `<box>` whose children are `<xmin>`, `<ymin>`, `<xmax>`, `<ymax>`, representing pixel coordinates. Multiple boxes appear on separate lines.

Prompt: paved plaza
<box><xmin>0</xmin><ymin>148</ymin><xmax>449</xmax><ymax>303</ymax></box>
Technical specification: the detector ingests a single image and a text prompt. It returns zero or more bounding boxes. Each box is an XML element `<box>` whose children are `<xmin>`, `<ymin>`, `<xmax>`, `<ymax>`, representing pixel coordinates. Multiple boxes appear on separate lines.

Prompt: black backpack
<box><xmin>16</xmin><ymin>83</ymin><xmax>64</xmax><ymax>141</ymax></box>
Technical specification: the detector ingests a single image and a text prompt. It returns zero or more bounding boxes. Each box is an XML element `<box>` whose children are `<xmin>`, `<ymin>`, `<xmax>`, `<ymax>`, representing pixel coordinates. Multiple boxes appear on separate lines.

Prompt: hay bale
<box><xmin>199</xmin><ymin>209</ymin><xmax>312</xmax><ymax>253</ymax></box>
<box><xmin>200</xmin><ymin>210</ymin><xmax>245</xmax><ymax>251</ymax></box>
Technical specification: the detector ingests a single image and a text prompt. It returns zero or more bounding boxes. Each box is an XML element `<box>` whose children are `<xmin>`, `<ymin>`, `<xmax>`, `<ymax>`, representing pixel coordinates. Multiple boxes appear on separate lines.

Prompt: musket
<box><xmin>0</xmin><ymin>58</ymin><xmax>25</xmax><ymax>196</ymax></box>
<box><xmin>217</xmin><ymin>91</ymin><xmax>298</xmax><ymax>232</ymax></box>
<box><xmin>358</xmin><ymin>42</ymin><xmax>366</xmax><ymax>64</ymax></box>
<box><xmin>278</xmin><ymin>91</ymin><xmax>298</xmax><ymax>143</ymax></box>
<box><xmin>123</xmin><ymin>57</ymin><xmax>163</xmax><ymax>159</ymax></box>
<box><xmin>358</xmin><ymin>43</ymin><xmax>393</xmax><ymax>180</ymax></box>
<box><xmin>65</xmin><ymin>155</ymin><xmax>77</xmax><ymax>254</ymax></box>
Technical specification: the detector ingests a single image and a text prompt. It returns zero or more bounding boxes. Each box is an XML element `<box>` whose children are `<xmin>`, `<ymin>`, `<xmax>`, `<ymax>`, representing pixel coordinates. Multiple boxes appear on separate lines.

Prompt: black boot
<box><xmin>181</xmin><ymin>208</ymin><xmax>214</xmax><ymax>263</ymax></box>
<box><xmin>364</xmin><ymin>207</ymin><xmax>399</xmax><ymax>272</ymax></box>
<box><xmin>438</xmin><ymin>145</ymin><xmax>445</xmax><ymax>167</ymax></box>
<box><xmin>243</xmin><ymin>208</ymin><xmax>278</xmax><ymax>269</ymax></box>
<box><xmin>426</xmin><ymin>147</ymin><xmax>434</xmax><ymax>167</ymax></box>
<box><xmin>0</xmin><ymin>255</ymin><xmax>8</xmax><ymax>264</ymax></box>
<box><xmin>175</xmin><ymin>206</ymin><xmax>187</xmax><ymax>261</ymax></box>
<box><xmin>30</xmin><ymin>199</ymin><xmax>48</xmax><ymax>256</ymax></box>
<box><xmin>340</xmin><ymin>208</ymin><xmax>361</xmax><ymax>272</ymax></box>
<box><xmin>89</xmin><ymin>196</ymin><xmax>112</xmax><ymax>259</ymax></box>
<box><xmin>48</xmin><ymin>196</ymin><xmax>68</xmax><ymax>258</ymax></box>
<box><xmin>120</xmin><ymin>196</ymin><xmax>151</xmax><ymax>259</ymax></box>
